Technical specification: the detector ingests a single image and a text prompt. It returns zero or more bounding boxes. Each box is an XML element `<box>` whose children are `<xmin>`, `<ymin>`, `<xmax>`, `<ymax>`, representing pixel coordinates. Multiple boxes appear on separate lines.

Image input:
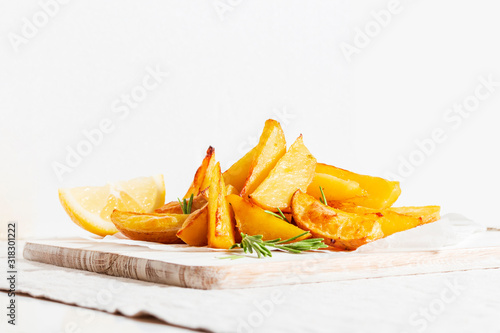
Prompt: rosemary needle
<box><xmin>264</xmin><ymin>207</ymin><xmax>290</xmax><ymax>223</ymax></box>
<box><xmin>319</xmin><ymin>186</ymin><xmax>327</xmax><ymax>205</ymax></box>
<box><xmin>177</xmin><ymin>193</ymin><xmax>194</xmax><ymax>214</ymax></box>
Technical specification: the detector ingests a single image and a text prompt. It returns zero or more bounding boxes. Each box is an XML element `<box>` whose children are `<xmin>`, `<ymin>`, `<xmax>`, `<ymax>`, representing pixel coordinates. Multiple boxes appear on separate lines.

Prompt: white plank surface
<box><xmin>23</xmin><ymin>232</ymin><xmax>500</xmax><ymax>290</ymax></box>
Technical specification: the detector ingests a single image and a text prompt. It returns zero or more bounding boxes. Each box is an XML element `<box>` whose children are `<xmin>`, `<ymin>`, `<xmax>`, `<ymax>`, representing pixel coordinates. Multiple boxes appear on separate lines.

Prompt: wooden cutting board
<box><xmin>24</xmin><ymin>234</ymin><xmax>500</xmax><ymax>290</ymax></box>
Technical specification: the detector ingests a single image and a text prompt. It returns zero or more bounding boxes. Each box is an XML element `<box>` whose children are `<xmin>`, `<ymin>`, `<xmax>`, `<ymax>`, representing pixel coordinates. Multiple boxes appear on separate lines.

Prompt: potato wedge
<box><xmin>330</xmin><ymin>204</ymin><xmax>441</xmax><ymax>225</ymax></box>
<box><xmin>317</xmin><ymin>163</ymin><xmax>401</xmax><ymax>209</ymax></box>
<box><xmin>332</xmin><ymin>204</ymin><xmax>427</xmax><ymax>236</ymax></box>
<box><xmin>376</xmin><ymin>211</ymin><xmax>428</xmax><ymax>236</ymax></box>
<box><xmin>307</xmin><ymin>173</ymin><xmax>367</xmax><ymax>202</ymax></box>
<box><xmin>227</xmin><ymin>194</ymin><xmax>310</xmax><ymax>241</ymax></box>
<box><xmin>249</xmin><ymin>135</ymin><xmax>316</xmax><ymax>212</ymax></box>
<box><xmin>176</xmin><ymin>204</ymin><xmax>208</xmax><ymax>246</ymax></box>
<box><xmin>207</xmin><ymin>162</ymin><xmax>236</xmax><ymax>249</ymax></box>
<box><xmin>240</xmin><ymin>119</ymin><xmax>286</xmax><ymax>197</ymax></box>
<box><xmin>389</xmin><ymin>206</ymin><xmax>441</xmax><ymax>224</ymax></box>
<box><xmin>154</xmin><ymin>189</ymin><xmax>208</xmax><ymax>214</ymax></box>
<box><xmin>110</xmin><ymin>210</ymin><xmax>188</xmax><ymax>243</ymax></box>
<box><xmin>224</xmin><ymin>184</ymin><xmax>242</xmax><ymax>242</ymax></box>
<box><xmin>183</xmin><ymin>146</ymin><xmax>215</xmax><ymax>198</ymax></box>
<box><xmin>223</xmin><ymin>147</ymin><xmax>257</xmax><ymax>193</ymax></box>
<box><xmin>291</xmin><ymin>191</ymin><xmax>383</xmax><ymax>250</ymax></box>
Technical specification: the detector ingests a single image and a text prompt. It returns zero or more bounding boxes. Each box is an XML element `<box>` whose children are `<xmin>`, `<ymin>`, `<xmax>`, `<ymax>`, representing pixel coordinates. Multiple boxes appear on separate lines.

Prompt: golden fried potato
<box><xmin>249</xmin><ymin>135</ymin><xmax>316</xmax><ymax>212</ymax></box>
<box><xmin>389</xmin><ymin>206</ymin><xmax>441</xmax><ymax>224</ymax></box>
<box><xmin>375</xmin><ymin>211</ymin><xmax>429</xmax><ymax>236</ymax></box>
<box><xmin>223</xmin><ymin>147</ymin><xmax>257</xmax><ymax>193</ymax></box>
<box><xmin>330</xmin><ymin>203</ymin><xmax>440</xmax><ymax>226</ymax></box>
<box><xmin>240</xmin><ymin>119</ymin><xmax>286</xmax><ymax>197</ymax></box>
<box><xmin>176</xmin><ymin>204</ymin><xmax>208</xmax><ymax>246</ymax></box>
<box><xmin>291</xmin><ymin>191</ymin><xmax>383</xmax><ymax>250</ymax></box>
<box><xmin>223</xmin><ymin>184</ymin><xmax>242</xmax><ymax>242</ymax></box>
<box><xmin>183</xmin><ymin>146</ymin><xmax>216</xmax><ymax>198</ymax></box>
<box><xmin>307</xmin><ymin>173</ymin><xmax>366</xmax><ymax>201</ymax></box>
<box><xmin>317</xmin><ymin>163</ymin><xmax>401</xmax><ymax>209</ymax></box>
<box><xmin>292</xmin><ymin>191</ymin><xmax>437</xmax><ymax>249</ymax></box>
<box><xmin>227</xmin><ymin>194</ymin><xmax>310</xmax><ymax>241</ymax></box>
<box><xmin>207</xmin><ymin>162</ymin><xmax>236</xmax><ymax>249</ymax></box>
<box><xmin>110</xmin><ymin>210</ymin><xmax>188</xmax><ymax>243</ymax></box>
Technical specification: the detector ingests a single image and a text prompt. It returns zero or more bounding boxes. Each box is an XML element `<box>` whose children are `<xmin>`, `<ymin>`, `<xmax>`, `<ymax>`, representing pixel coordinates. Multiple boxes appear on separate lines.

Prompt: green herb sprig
<box><xmin>319</xmin><ymin>186</ymin><xmax>327</xmax><ymax>205</ymax></box>
<box><xmin>178</xmin><ymin>193</ymin><xmax>194</xmax><ymax>214</ymax></box>
<box><xmin>264</xmin><ymin>208</ymin><xmax>290</xmax><ymax>223</ymax></box>
<box><xmin>230</xmin><ymin>232</ymin><xmax>328</xmax><ymax>258</ymax></box>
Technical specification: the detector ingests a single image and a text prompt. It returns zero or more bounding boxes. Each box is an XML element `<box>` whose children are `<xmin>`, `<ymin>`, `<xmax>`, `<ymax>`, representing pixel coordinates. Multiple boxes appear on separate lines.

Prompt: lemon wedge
<box><xmin>59</xmin><ymin>175</ymin><xmax>165</xmax><ymax>236</ymax></box>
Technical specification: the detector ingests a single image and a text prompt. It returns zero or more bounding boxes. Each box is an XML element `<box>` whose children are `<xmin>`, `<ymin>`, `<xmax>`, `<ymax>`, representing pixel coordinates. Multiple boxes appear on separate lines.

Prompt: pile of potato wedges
<box><xmin>111</xmin><ymin>119</ymin><xmax>440</xmax><ymax>251</ymax></box>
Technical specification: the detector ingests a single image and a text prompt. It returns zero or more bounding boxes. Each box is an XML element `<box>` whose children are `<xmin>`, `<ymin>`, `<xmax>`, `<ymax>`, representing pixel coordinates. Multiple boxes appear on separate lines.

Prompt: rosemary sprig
<box><xmin>319</xmin><ymin>186</ymin><xmax>327</xmax><ymax>205</ymax></box>
<box><xmin>264</xmin><ymin>207</ymin><xmax>290</xmax><ymax>223</ymax></box>
<box><xmin>177</xmin><ymin>193</ymin><xmax>194</xmax><ymax>214</ymax></box>
<box><xmin>230</xmin><ymin>232</ymin><xmax>328</xmax><ymax>258</ymax></box>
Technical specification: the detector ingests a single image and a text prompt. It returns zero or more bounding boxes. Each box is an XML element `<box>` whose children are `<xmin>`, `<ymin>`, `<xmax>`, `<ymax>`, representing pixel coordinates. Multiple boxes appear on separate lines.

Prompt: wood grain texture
<box><xmin>23</xmin><ymin>239</ymin><xmax>500</xmax><ymax>290</ymax></box>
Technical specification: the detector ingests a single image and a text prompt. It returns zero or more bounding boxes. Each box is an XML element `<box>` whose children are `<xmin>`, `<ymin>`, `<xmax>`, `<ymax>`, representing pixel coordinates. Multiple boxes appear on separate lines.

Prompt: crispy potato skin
<box><xmin>291</xmin><ymin>191</ymin><xmax>383</xmax><ymax>250</ymax></box>
<box><xmin>240</xmin><ymin>119</ymin><xmax>286</xmax><ymax>197</ymax></box>
<box><xmin>110</xmin><ymin>210</ymin><xmax>188</xmax><ymax>244</ymax></box>
<box><xmin>250</xmin><ymin>135</ymin><xmax>316</xmax><ymax>212</ymax></box>
<box><xmin>292</xmin><ymin>191</ymin><xmax>440</xmax><ymax>250</ymax></box>
<box><xmin>227</xmin><ymin>194</ymin><xmax>310</xmax><ymax>242</ymax></box>
<box><xmin>183</xmin><ymin>146</ymin><xmax>215</xmax><ymax>199</ymax></box>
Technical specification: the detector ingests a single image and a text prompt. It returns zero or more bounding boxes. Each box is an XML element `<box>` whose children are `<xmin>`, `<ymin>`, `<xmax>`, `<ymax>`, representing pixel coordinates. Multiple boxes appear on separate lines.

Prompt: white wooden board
<box><xmin>23</xmin><ymin>234</ymin><xmax>500</xmax><ymax>289</ymax></box>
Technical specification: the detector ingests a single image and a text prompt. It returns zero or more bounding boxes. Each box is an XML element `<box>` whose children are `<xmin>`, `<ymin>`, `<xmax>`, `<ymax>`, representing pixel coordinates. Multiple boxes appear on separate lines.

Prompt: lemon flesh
<box><xmin>59</xmin><ymin>175</ymin><xmax>165</xmax><ymax>236</ymax></box>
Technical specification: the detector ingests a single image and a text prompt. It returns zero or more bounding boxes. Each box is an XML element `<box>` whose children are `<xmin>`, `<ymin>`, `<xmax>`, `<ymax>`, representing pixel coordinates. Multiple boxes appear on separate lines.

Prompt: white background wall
<box><xmin>1</xmin><ymin>0</ymin><xmax>499</xmax><ymax>238</ymax></box>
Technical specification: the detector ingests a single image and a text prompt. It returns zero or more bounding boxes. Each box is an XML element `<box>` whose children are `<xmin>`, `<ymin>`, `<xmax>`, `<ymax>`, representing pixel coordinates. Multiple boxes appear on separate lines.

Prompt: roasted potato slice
<box><xmin>207</xmin><ymin>162</ymin><xmax>236</xmax><ymax>249</ymax></box>
<box><xmin>389</xmin><ymin>206</ymin><xmax>441</xmax><ymax>224</ymax></box>
<box><xmin>334</xmin><ymin>205</ymin><xmax>430</xmax><ymax>237</ymax></box>
<box><xmin>375</xmin><ymin>211</ymin><xmax>429</xmax><ymax>236</ymax></box>
<box><xmin>227</xmin><ymin>194</ymin><xmax>310</xmax><ymax>241</ymax></box>
<box><xmin>224</xmin><ymin>184</ymin><xmax>242</xmax><ymax>242</ymax></box>
<box><xmin>223</xmin><ymin>147</ymin><xmax>257</xmax><ymax>193</ymax></box>
<box><xmin>317</xmin><ymin>163</ymin><xmax>401</xmax><ymax>209</ymax></box>
<box><xmin>307</xmin><ymin>173</ymin><xmax>367</xmax><ymax>202</ymax></box>
<box><xmin>291</xmin><ymin>191</ymin><xmax>383</xmax><ymax>250</ymax></box>
<box><xmin>240</xmin><ymin>119</ymin><xmax>286</xmax><ymax>197</ymax></box>
<box><xmin>176</xmin><ymin>204</ymin><xmax>208</xmax><ymax>246</ymax></box>
<box><xmin>154</xmin><ymin>189</ymin><xmax>208</xmax><ymax>214</ymax></box>
<box><xmin>330</xmin><ymin>203</ymin><xmax>440</xmax><ymax>225</ymax></box>
<box><xmin>292</xmin><ymin>191</ymin><xmax>435</xmax><ymax>249</ymax></box>
<box><xmin>249</xmin><ymin>135</ymin><xmax>316</xmax><ymax>212</ymax></box>
<box><xmin>183</xmin><ymin>146</ymin><xmax>216</xmax><ymax>198</ymax></box>
<box><xmin>110</xmin><ymin>210</ymin><xmax>188</xmax><ymax>243</ymax></box>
